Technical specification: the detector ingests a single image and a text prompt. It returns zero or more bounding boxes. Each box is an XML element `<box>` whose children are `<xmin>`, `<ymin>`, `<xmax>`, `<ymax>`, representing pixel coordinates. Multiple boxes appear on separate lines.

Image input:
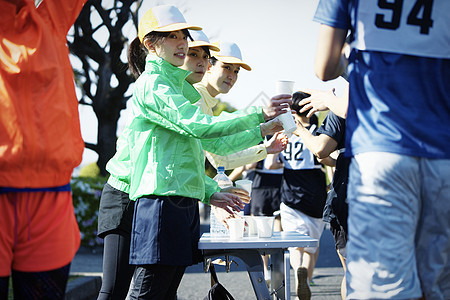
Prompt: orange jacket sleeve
<box><xmin>37</xmin><ymin>0</ymin><xmax>87</xmax><ymax>35</ymax></box>
<box><xmin>0</xmin><ymin>0</ymin><xmax>87</xmax><ymax>188</ymax></box>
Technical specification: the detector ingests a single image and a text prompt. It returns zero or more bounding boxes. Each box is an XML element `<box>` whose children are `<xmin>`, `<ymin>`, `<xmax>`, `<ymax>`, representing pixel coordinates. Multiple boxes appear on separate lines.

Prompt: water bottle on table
<box><xmin>210</xmin><ymin>166</ymin><xmax>233</xmax><ymax>237</ymax></box>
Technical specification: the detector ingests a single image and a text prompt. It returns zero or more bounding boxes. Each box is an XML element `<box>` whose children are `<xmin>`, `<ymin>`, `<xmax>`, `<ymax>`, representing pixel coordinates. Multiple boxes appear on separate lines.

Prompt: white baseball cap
<box><xmin>210</xmin><ymin>41</ymin><xmax>251</xmax><ymax>71</ymax></box>
<box><xmin>138</xmin><ymin>5</ymin><xmax>202</xmax><ymax>42</ymax></box>
<box><xmin>188</xmin><ymin>30</ymin><xmax>220</xmax><ymax>52</ymax></box>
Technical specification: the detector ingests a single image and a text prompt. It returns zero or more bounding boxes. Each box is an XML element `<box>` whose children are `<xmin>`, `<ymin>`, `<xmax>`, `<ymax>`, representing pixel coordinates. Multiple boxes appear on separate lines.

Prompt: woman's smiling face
<box><xmin>152</xmin><ymin>30</ymin><xmax>188</xmax><ymax>67</ymax></box>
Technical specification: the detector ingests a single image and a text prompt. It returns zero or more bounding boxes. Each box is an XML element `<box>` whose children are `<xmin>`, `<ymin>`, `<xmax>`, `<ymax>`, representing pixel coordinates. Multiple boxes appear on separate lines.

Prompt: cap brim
<box><xmin>188</xmin><ymin>41</ymin><xmax>220</xmax><ymax>52</ymax></box>
<box><xmin>214</xmin><ymin>55</ymin><xmax>252</xmax><ymax>71</ymax></box>
<box><xmin>155</xmin><ymin>23</ymin><xmax>202</xmax><ymax>32</ymax></box>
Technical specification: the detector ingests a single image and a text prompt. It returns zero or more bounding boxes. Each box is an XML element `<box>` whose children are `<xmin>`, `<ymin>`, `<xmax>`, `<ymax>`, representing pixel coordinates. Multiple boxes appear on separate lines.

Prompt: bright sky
<box><xmin>179</xmin><ymin>0</ymin><xmax>347</xmax><ymax>108</ymax></box>
<box><xmin>77</xmin><ymin>0</ymin><xmax>347</xmax><ymax>170</ymax></box>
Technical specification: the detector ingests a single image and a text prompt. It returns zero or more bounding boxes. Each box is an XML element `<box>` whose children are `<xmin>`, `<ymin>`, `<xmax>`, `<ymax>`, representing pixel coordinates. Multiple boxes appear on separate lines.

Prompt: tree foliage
<box><xmin>68</xmin><ymin>0</ymin><xmax>143</xmax><ymax>175</ymax></box>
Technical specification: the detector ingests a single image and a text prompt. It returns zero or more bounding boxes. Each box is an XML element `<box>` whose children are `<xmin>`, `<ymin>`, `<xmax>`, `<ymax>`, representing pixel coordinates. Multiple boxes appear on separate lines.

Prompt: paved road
<box><xmin>70</xmin><ymin>224</ymin><xmax>344</xmax><ymax>299</ymax></box>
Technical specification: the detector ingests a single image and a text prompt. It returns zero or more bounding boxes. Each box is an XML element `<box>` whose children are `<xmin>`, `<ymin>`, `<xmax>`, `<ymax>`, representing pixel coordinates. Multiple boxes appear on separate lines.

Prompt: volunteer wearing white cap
<box><xmin>103</xmin><ymin>5</ymin><xmax>286</xmax><ymax>299</ymax></box>
<box><xmin>98</xmin><ymin>27</ymin><xmax>242</xmax><ymax>299</ymax></box>
<box><xmin>181</xmin><ymin>30</ymin><xmax>219</xmax><ymax>85</ymax></box>
<box><xmin>195</xmin><ymin>41</ymin><xmax>251</xmax><ymax>115</ymax></box>
<box><xmin>97</xmin><ymin>5</ymin><xmax>202</xmax><ymax>300</ymax></box>
<box><xmin>195</xmin><ymin>41</ymin><xmax>290</xmax><ymax>171</ymax></box>
<box><xmin>191</xmin><ymin>42</ymin><xmax>291</xmax><ymax>228</ymax></box>
<box><xmin>179</xmin><ymin>32</ymin><xmax>290</xmax><ymax>221</ymax></box>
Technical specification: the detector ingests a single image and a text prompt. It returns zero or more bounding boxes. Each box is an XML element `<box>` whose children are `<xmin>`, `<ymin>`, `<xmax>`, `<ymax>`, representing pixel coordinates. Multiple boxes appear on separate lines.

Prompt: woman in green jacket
<box><xmin>106</xmin><ymin>5</ymin><xmax>287</xmax><ymax>299</ymax></box>
<box><xmin>97</xmin><ymin>25</ymin><xmax>286</xmax><ymax>300</ymax></box>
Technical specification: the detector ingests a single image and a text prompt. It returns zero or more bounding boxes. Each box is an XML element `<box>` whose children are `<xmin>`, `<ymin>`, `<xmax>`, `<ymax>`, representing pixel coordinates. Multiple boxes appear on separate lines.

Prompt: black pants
<box><xmin>97</xmin><ymin>232</ymin><xmax>135</xmax><ymax>300</ymax></box>
<box><xmin>127</xmin><ymin>265</ymin><xmax>186</xmax><ymax>300</ymax></box>
<box><xmin>0</xmin><ymin>263</ymin><xmax>70</xmax><ymax>300</ymax></box>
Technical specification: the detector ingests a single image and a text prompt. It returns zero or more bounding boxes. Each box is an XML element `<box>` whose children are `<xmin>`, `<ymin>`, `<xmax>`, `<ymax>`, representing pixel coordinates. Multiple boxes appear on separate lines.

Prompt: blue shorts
<box><xmin>346</xmin><ymin>152</ymin><xmax>450</xmax><ymax>299</ymax></box>
<box><xmin>129</xmin><ymin>196</ymin><xmax>202</xmax><ymax>267</ymax></box>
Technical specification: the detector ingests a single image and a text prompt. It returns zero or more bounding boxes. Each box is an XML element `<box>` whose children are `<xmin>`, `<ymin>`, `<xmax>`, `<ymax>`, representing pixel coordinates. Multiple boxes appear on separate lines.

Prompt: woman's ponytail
<box><xmin>128</xmin><ymin>37</ymin><xmax>147</xmax><ymax>79</ymax></box>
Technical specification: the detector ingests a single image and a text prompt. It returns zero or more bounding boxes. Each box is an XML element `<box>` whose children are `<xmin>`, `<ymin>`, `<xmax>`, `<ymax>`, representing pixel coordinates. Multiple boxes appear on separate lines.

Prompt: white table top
<box><xmin>198</xmin><ymin>231</ymin><xmax>318</xmax><ymax>250</ymax></box>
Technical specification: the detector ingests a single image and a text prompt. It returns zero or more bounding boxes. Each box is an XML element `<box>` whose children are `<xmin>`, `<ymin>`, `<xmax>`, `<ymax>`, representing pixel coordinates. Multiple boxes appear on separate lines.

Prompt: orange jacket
<box><xmin>0</xmin><ymin>0</ymin><xmax>86</xmax><ymax>188</ymax></box>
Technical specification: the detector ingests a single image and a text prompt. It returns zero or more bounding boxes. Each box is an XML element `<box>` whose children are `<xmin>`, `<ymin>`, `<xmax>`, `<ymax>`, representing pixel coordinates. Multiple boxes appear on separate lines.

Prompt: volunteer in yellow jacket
<box><xmin>183</xmin><ymin>32</ymin><xmax>289</xmax><ymax>170</ymax></box>
<box><xmin>179</xmin><ymin>31</ymin><xmax>254</xmax><ymax>219</ymax></box>
<box><xmin>115</xmin><ymin>5</ymin><xmax>286</xmax><ymax>299</ymax></box>
<box><xmin>195</xmin><ymin>41</ymin><xmax>289</xmax><ymax>169</ymax></box>
<box><xmin>182</xmin><ymin>31</ymin><xmax>289</xmax><ymax>181</ymax></box>
<box><xmin>192</xmin><ymin>40</ymin><xmax>290</xmax><ymax>225</ymax></box>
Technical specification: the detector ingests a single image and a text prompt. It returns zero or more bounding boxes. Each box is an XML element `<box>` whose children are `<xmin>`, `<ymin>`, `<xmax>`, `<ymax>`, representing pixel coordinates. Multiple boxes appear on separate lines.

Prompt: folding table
<box><xmin>198</xmin><ymin>231</ymin><xmax>318</xmax><ymax>299</ymax></box>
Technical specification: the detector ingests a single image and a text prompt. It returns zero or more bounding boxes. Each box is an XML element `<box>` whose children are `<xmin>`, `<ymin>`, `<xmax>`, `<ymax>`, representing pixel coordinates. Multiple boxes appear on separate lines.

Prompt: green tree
<box><xmin>68</xmin><ymin>0</ymin><xmax>143</xmax><ymax>175</ymax></box>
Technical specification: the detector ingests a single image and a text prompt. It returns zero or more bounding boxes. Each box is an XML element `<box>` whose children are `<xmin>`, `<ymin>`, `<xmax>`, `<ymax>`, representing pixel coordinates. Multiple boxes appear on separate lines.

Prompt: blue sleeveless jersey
<box><xmin>314</xmin><ymin>0</ymin><xmax>450</xmax><ymax>159</ymax></box>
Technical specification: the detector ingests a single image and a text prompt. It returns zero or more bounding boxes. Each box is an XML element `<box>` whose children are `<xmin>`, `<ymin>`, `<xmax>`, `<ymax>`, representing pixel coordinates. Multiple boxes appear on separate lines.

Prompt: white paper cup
<box><xmin>243</xmin><ymin>216</ymin><xmax>258</xmax><ymax>237</ymax></box>
<box><xmin>227</xmin><ymin>218</ymin><xmax>245</xmax><ymax>240</ymax></box>
<box><xmin>275</xmin><ymin>80</ymin><xmax>295</xmax><ymax>95</ymax></box>
<box><xmin>235</xmin><ymin>179</ymin><xmax>252</xmax><ymax>194</ymax></box>
<box><xmin>277</xmin><ymin>112</ymin><xmax>297</xmax><ymax>136</ymax></box>
<box><xmin>254</xmin><ymin>216</ymin><xmax>275</xmax><ymax>238</ymax></box>
<box><xmin>275</xmin><ymin>80</ymin><xmax>296</xmax><ymax>137</ymax></box>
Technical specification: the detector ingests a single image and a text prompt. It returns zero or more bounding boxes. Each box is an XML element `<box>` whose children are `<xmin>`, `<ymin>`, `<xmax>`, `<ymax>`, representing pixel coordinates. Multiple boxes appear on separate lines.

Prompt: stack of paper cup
<box><xmin>275</xmin><ymin>80</ymin><xmax>296</xmax><ymax>137</ymax></box>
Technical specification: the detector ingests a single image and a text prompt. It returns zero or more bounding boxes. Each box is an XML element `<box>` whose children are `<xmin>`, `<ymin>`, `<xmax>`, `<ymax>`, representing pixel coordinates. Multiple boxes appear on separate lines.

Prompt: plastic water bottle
<box><xmin>210</xmin><ymin>166</ymin><xmax>233</xmax><ymax>237</ymax></box>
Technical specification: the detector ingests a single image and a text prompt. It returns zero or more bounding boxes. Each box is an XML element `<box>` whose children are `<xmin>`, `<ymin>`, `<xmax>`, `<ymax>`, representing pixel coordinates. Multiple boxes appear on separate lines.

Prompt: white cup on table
<box><xmin>227</xmin><ymin>218</ymin><xmax>245</xmax><ymax>240</ymax></box>
<box><xmin>254</xmin><ymin>216</ymin><xmax>275</xmax><ymax>238</ymax></box>
<box><xmin>243</xmin><ymin>216</ymin><xmax>258</xmax><ymax>237</ymax></box>
<box><xmin>275</xmin><ymin>80</ymin><xmax>296</xmax><ymax>137</ymax></box>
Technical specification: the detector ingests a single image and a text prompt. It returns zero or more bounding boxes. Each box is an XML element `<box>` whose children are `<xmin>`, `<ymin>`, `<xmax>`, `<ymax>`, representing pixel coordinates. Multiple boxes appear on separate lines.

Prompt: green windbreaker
<box><xmin>107</xmin><ymin>55</ymin><xmax>264</xmax><ymax>202</ymax></box>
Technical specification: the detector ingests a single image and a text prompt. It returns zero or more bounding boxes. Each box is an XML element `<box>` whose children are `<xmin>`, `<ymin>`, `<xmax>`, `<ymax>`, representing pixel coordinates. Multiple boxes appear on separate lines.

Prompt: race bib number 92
<box><xmin>355</xmin><ymin>0</ymin><xmax>450</xmax><ymax>58</ymax></box>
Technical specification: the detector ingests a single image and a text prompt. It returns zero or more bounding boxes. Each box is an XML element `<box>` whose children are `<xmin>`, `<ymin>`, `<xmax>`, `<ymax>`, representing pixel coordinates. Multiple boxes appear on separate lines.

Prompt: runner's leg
<box><xmin>0</xmin><ymin>276</ymin><xmax>9</xmax><ymax>300</ymax></box>
<box><xmin>12</xmin><ymin>263</ymin><xmax>70</xmax><ymax>300</ymax></box>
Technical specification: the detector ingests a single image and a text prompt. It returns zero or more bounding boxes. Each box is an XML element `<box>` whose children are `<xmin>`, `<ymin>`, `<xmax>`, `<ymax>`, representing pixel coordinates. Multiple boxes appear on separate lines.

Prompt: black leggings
<box><xmin>97</xmin><ymin>232</ymin><xmax>135</xmax><ymax>300</ymax></box>
<box><xmin>0</xmin><ymin>263</ymin><xmax>70</xmax><ymax>300</ymax></box>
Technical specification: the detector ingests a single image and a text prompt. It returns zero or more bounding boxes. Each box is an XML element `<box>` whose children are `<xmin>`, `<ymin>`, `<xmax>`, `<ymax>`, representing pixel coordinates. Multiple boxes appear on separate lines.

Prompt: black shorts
<box><xmin>250</xmin><ymin>171</ymin><xmax>282</xmax><ymax>216</ymax></box>
<box><xmin>251</xmin><ymin>187</ymin><xmax>281</xmax><ymax>216</ymax></box>
<box><xmin>329</xmin><ymin>219</ymin><xmax>347</xmax><ymax>250</ymax></box>
<box><xmin>323</xmin><ymin>176</ymin><xmax>348</xmax><ymax>250</ymax></box>
<box><xmin>97</xmin><ymin>183</ymin><xmax>134</xmax><ymax>238</ymax></box>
